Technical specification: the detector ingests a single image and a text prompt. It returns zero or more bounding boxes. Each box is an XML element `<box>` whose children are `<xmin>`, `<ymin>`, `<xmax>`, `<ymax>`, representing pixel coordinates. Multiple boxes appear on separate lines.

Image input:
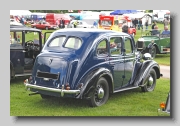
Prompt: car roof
<box><xmin>10</xmin><ymin>25</ymin><xmax>42</xmax><ymax>32</ymax></box>
<box><xmin>54</xmin><ymin>28</ymin><xmax>128</xmax><ymax>35</ymax></box>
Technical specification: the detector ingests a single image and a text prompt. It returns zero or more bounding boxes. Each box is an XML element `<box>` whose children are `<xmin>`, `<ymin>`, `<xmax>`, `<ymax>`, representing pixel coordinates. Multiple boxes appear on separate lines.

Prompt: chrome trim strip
<box><xmin>113</xmin><ymin>86</ymin><xmax>138</xmax><ymax>93</ymax></box>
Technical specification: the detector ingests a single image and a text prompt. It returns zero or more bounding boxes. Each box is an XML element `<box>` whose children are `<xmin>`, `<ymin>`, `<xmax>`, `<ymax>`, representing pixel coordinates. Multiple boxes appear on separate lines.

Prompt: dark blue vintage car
<box><xmin>24</xmin><ymin>28</ymin><xmax>162</xmax><ymax>107</ymax></box>
<box><xmin>10</xmin><ymin>25</ymin><xmax>43</xmax><ymax>80</ymax></box>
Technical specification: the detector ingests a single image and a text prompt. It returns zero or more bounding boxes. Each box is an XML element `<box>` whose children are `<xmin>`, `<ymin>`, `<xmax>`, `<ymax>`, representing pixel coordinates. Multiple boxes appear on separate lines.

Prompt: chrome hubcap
<box><xmin>148</xmin><ymin>76</ymin><xmax>154</xmax><ymax>86</ymax></box>
<box><xmin>97</xmin><ymin>87</ymin><xmax>104</xmax><ymax>99</ymax></box>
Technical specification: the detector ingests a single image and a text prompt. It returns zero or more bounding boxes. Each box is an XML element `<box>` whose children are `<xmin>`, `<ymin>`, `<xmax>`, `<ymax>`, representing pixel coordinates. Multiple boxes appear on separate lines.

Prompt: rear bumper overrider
<box><xmin>24</xmin><ymin>79</ymin><xmax>80</xmax><ymax>97</ymax></box>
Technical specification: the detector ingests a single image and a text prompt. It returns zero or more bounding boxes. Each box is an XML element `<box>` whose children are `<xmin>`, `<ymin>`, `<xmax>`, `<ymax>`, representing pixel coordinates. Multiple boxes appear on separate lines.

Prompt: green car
<box><xmin>136</xmin><ymin>30</ymin><xmax>170</xmax><ymax>58</ymax></box>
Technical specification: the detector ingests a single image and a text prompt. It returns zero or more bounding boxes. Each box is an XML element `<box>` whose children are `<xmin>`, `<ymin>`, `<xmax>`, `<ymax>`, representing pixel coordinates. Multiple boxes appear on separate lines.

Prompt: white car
<box><xmin>157</xmin><ymin>18</ymin><xmax>164</xmax><ymax>23</ymax></box>
<box><xmin>10</xmin><ymin>19</ymin><xmax>22</xmax><ymax>26</ymax></box>
<box><xmin>69</xmin><ymin>20</ymin><xmax>94</xmax><ymax>28</ymax></box>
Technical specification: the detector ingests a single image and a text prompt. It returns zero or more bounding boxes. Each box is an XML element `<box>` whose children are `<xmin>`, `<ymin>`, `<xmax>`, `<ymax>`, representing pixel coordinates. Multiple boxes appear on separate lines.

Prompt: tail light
<box><xmin>160</xmin><ymin>102</ymin><xmax>166</xmax><ymax>109</ymax></box>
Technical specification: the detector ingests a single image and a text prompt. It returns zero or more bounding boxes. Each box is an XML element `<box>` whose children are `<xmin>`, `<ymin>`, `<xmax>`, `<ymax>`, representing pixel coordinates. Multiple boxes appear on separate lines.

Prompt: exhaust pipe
<box><xmin>29</xmin><ymin>92</ymin><xmax>39</xmax><ymax>96</ymax></box>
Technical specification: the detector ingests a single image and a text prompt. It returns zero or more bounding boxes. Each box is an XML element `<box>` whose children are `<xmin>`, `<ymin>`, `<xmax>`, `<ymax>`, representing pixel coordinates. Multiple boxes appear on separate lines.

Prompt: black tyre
<box><xmin>141</xmin><ymin>69</ymin><xmax>157</xmax><ymax>92</ymax></box>
<box><xmin>40</xmin><ymin>94</ymin><xmax>52</xmax><ymax>99</ymax></box>
<box><xmin>45</xmin><ymin>27</ymin><xmax>48</xmax><ymax>30</ymax></box>
<box><xmin>89</xmin><ymin>77</ymin><xmax>109</xmax><ymax>107</ymax></box>
<box><xmin>149</xmin><ymin>46</ymin><xmax>156</xmax><ymax>58</ymax></box>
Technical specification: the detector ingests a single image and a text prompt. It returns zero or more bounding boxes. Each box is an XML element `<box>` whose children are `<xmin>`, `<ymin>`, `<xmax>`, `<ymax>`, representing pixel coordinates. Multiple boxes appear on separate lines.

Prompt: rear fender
<box><xmin>133</xmin><ymin>60</ymin><xmax>161</xmax><ymax>87</ymax></box>
<box><xmin>76</xmin><ymin>68</ymin><xmax>113</xmax><ymax>99</ymax></box>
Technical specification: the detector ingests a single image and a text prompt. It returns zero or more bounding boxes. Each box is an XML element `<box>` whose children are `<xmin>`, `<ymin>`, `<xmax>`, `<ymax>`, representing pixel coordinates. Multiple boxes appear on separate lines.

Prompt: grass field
<box><xmin>10</xmin><ymin>77</ymin><xmax>170</xmax><ymax>116</ymax></box>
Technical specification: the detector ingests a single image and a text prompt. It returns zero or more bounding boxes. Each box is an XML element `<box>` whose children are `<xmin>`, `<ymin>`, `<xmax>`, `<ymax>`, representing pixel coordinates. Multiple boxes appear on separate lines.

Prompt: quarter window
<box><xmin>64</xmin><ymin>37</ymin><xmax>82</xmax><ymax>49</ymax></box>
<box><xmin>96</xmin><ymin>39</ymin><xmax>108</xmax><ymax>56</ymax></box>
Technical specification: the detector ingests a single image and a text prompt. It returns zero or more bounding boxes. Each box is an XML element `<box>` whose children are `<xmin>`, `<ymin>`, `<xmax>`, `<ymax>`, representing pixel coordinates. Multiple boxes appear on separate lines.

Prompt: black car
<box><xmin>10</xmin><ymin>25</ymin><xmax>43</xmax><ymax>80</ymax></box>
<box><xmin>24</xmin><ymin>28</ymin><xmax>162</xmax><ymax>107</ymax></box>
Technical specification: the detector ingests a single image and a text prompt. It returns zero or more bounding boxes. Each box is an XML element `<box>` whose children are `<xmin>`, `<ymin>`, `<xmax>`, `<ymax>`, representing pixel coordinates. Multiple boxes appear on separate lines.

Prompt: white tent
<box><xmin>10</xmin><ymin>10</ymin><xmax>32</xmax><ymax>16</ymax></box>
<box><xmin>82</xmin><ymin>14</ymin><xmax>99</xmax><ymax>25</ymax></box>
<box><xmin>123</xmin><ymin>13</ymin><xmax>152</xmax><ymax>25</ymax></box>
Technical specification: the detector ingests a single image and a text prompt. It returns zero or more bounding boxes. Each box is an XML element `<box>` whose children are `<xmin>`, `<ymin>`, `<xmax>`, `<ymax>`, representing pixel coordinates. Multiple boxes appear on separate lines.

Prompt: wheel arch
<box><xmin>133</xmin><ymin>60</ymin><xmax>161</xmax><ymax>86</ymax></box>
<box><xmin>76</xmin><ymin>67</ymin><xmax>113</xmax><ymax>99</ymax></box>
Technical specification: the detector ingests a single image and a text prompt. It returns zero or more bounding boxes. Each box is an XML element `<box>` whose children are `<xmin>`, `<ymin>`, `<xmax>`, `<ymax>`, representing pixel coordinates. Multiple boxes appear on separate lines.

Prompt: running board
<box><xmin>15</xmin><ymin>73</ymin><xmax>32</xmax><ymax>77</ymax></box>
<box><xmin>113</xmin><ymin>86</ymin><xmax>139</xmax><ymax>93</ymax></box>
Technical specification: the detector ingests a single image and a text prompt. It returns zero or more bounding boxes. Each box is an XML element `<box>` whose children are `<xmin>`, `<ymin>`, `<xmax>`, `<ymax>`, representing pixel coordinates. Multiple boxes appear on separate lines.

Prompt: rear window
<box><xmin>64</xmin><ymin>37</ymin><xmax>82</xmax><ymax>49</ymax></box>
<box><xmin>48</xmin><ymin>36</ymin><xmax>82</xmax><ymax>50</ymax></box>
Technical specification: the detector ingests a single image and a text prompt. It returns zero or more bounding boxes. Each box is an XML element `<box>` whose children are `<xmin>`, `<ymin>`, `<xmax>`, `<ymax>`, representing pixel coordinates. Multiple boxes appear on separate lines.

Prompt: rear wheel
<box><xmin>45</xmin><ymin>27</ymin><xmax>48</xmax><ymax>30</ymax></box>
<box><xmin>89</xmin><ymin>77</ymin><xmax>109</xmax><ymax>107</ymax></box>
<box><xmin>141</xmin><ymin>69</ymin><xmax>157</xmax><ymax>92</ymax></box>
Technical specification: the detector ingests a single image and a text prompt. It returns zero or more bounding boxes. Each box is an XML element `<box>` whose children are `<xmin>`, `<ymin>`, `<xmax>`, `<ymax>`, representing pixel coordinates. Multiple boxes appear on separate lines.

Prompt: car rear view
<box><xmin>24</xmin><ymin>33</ymin><xmax>83</xmax><ymax>98</ymax></box>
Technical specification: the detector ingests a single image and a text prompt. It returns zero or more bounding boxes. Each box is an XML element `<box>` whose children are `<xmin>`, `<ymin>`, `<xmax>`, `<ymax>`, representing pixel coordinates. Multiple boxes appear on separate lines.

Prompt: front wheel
<box><xmin>89</xmin><ymin>77</ymin><xmax>109</xmax><ymax>107</ymax></box>
<box><xmin>45</xmin><ymin>27</ymin><xmax>48</xmax><ymax>30</ymax></box>
<box><xmin>141</xmin><ymin>69</ymin><xmax>157</xmax><ymax>92</ymax></box>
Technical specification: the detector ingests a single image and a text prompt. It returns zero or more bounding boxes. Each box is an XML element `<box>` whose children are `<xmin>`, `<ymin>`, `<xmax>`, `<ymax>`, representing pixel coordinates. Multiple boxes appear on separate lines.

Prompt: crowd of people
<box><xmin>130</xmin><ymin>17</ymin><xmax>170</xmax><ymax>36</ymax></box>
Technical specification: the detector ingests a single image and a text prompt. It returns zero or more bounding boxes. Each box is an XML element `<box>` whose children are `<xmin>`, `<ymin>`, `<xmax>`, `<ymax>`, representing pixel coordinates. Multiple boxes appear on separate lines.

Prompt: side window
<box><xmin>10</xmin><ymin>31</ymin><xmax>23</xmax><ymax>49</ymax></box>
<box><xmin>48</xmin><ymin>36</ymin><xmax>66</xmax><ymax>47</ymax></box>
<box><xmin>10</xmin><ymin>31</ymin><xmax>22</xmax><ymax>44</ymax></box>
<box><xmin>96</xmin><ymin>39</ymin><xmax>108</xmax><ymax>56</ymax></box>
<box><xmin>64</xmin><ymin>37</ymin><xmax>82</xmax><ymax>49</ymax></box>
<box><xmin>110</xmin><ymin>37</ymin><xmax>122</xmax><ymax>55</ymax></box>
<box><xmin>124</xmin><ymin>37</ymin><xmax>132</xmax><ymax>54</ymax></box>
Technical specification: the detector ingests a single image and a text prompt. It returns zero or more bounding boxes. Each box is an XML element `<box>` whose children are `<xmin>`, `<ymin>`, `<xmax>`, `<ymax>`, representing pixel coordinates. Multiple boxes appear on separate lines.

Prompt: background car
<box><xmin>10</xmin><ymin>25</ymin><xmax>43</xmax><ymax>80</ymax></box>
<box><xmin>157</xmin><ymin>18</ymin><xmax>164</xmax><ymax>23</ymax></box>
<box><xmin>10</xmin><ymin>19</ymin><xmax>22</xmax><ymax>26</ymax></box>
<box><xmin>31</xmin><ymin>21</ymin><xmax>58</xmax><ymax>30</ymax></box>
<box><xmin>69</xmin><ymin>20</ymin><xmax>94</xmax><ymax>28</ymax></box>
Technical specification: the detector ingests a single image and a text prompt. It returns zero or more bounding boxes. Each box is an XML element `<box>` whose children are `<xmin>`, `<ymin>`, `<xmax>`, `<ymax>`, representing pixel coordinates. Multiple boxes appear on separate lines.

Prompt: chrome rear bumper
<box><xmin>24</xmin><ymin>79</ymin><xmax>80</xmax><ymax>97</ymax></box>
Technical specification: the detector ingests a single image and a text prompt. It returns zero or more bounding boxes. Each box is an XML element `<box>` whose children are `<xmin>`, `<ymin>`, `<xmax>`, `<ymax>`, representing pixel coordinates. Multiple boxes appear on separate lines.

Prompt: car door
<box><xmin>109</xmin><ymin>36</ymin><xmax>125</xmax><ymax>90</ymax></box>
<box><xmin>10</xmin><ymin>31</ymin><xmax>25</xmax><ymax>74</ymax></box>
<box><xmin>122</xmin><ymin>36</ymin><xmax>135</xmax><ymax>87</ymax></box>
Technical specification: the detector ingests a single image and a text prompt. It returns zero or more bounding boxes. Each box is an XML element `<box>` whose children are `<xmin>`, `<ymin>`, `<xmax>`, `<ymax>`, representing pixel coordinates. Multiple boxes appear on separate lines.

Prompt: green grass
<box><xmin>10</xmin><ymin>77</ymin><xmax>170</xmax><ymax>116</ymax></box>
<box><xmin>154</xmin><ymin>54</ymin><xmax>170</xmax><ymax>66</ymax></box>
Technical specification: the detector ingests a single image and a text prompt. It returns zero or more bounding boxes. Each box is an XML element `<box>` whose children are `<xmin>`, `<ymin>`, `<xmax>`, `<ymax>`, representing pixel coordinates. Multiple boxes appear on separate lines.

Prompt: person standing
<box><xmin>134</xmin><ymin>18</ymin><xmax>138</xmax><ymax>29</ymax></box>
<box><xmin>138</xmin><ymin>19</ymin><xmax>143</xmax><ymax>30</ymax></box>
<box><xmin>59</xmin><ymin>18</ymin><xmax>64</xmax><ymax>29</ymax></box>
<box><xmin>62</xmin><ymin>18</ymin><xmax>65</xmax><ymax>28</ymax></box>
<box><xmin>73</xmin><ymin>20</ymin><xmax>78</xmax><ymax>28</ymax></box>
<box><xmin>145</xmin><ymin>20</ymin><xmax>148</xmax><ymax>30</ymax></box>
<box><xmin>151</xmin><ymin>21</ymin><xmax>156</xmax><ymax>30</ymax></box>
<box><xmin>163</xmin><ymin>18</ymin><xmax>169</xmax><ymax>27</ymax></box>
<box><xmin>93</xmin><ymin>20</ymin><xmax>98</xmax><ymax>28</ymax></box>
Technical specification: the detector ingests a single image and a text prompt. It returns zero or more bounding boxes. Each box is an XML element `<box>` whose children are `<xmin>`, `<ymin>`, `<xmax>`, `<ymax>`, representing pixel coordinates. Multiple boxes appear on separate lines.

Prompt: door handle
<box><xmin>22</xmin><ymin>50</ymin><xmax>26</xmax><ymax>53</ymax></box>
